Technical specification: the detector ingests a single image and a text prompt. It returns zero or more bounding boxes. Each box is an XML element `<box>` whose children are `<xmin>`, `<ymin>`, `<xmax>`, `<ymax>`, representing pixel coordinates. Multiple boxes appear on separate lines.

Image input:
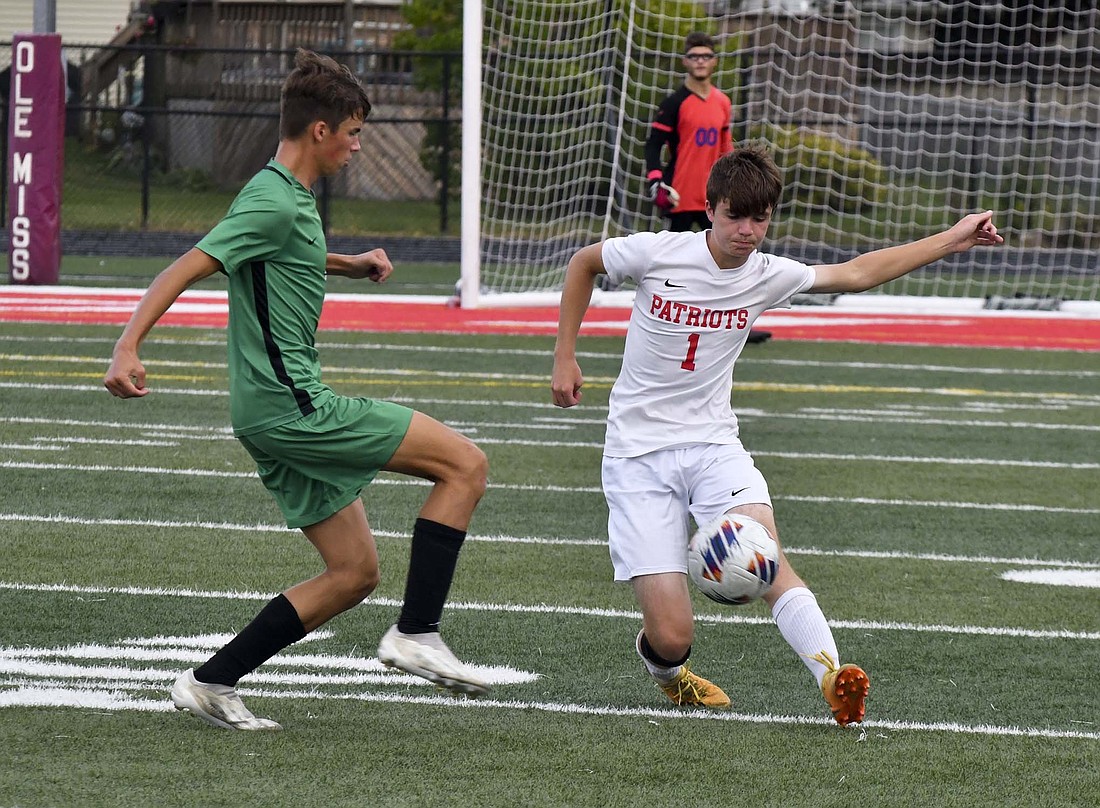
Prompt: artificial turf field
<box><xmin>0</xmin><ymin>280</ymin><xmax>1097</xmax><ymax>807</ymax></box>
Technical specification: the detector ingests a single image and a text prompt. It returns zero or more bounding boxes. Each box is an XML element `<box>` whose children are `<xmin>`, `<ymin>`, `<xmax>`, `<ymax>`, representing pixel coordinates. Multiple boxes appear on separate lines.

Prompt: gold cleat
<box><xmin>658</xmin><ymin>664</ymin><xmax>731</xmax><ymax>708</ymax></box>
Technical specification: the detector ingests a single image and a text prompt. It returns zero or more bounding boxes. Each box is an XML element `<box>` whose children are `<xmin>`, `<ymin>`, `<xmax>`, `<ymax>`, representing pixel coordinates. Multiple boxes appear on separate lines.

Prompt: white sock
<box><xmin>635</xmin><ymin>632</ymin><xmax>682</xmax><ymax>684</ymax></box>
<box><xmin>641</xmin><ymin>658</ymin><xmax>681</xmax><ymax>684</ymax></box>
<box><xmin>771</xmin><ymin>586</ymin><xmax>839</xmax><ymax>686</ymax></box>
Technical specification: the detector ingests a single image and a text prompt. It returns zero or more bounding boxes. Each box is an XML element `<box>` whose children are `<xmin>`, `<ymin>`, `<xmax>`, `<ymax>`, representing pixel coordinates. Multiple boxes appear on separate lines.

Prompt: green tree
<box><xmin>394</xmin><ymin>0</ymin><xmax>721</xmax><ymax>204</ymax></box>
<box><xmin>394</xmin><ymin>0</ymin><xmax>462</xmax><ymax>195</ymax></box>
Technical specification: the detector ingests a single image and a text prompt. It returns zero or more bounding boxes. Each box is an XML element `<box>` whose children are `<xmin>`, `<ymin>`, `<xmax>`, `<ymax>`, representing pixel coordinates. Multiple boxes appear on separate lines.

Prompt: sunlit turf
<box><xmin>0</xmin><ymin>320</ymin><xmax>1097</xmax><ymax>807</ymax></box>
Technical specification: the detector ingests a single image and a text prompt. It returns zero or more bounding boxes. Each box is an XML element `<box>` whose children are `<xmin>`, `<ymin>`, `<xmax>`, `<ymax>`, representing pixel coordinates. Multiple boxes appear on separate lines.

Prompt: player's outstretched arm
<box><xmin>810</xmin><ymin>211</ymin><xmax>1004</xmax><ymax>294</ymax></box>
<box><xmin>552</xmin><ymin>243</ymin><xmax>605</xmax><ymax>408</ymax></box>
<box><xmin>104</xmin><ymin>248</ymin><xmax>221</xmax><ymax>398</ymax></box>
<box><xmin>327</xmin><ymin>248</ymin><xmax>393</xmax><ymax>282</ymax></box>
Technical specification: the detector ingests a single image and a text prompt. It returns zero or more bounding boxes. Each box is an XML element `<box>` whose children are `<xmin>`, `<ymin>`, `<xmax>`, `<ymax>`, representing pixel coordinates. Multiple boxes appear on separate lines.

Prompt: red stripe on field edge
<box><xmin>1</xmin><ymin>289</ymin><xmax>1098</xmax><ymax>350</ymax></box>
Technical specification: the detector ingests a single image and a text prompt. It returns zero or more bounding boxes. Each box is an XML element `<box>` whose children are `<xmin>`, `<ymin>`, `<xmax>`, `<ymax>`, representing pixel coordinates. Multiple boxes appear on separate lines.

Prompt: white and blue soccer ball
<box><xmin>687</xmin><ymin>514</ymin><xmax>781</xmax><ymax>605</ymax></box>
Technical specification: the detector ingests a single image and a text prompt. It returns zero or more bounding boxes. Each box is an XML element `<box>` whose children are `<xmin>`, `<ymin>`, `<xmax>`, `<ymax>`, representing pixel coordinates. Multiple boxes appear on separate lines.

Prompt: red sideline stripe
<box><xmin>1</xmin><ymin>288</ymin><xmax>1098</xmax><ymax>350</ymax></box>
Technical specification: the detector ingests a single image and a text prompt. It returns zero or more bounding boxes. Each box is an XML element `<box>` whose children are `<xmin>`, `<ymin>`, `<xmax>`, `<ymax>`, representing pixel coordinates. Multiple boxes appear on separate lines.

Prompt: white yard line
<box><xmin>1</xmin><ymin>462</ymin><xmax>1095</xmax><ymax>514</ymax></box>
<box><xmin>4</xmin><ymin>376</ymin><xmax>1100</xmax><ymax>406</ymax></box>
<box><xmin>2</xmin><ymin>415</ymin><xmax>1097</xmax><ymax>469</ymax></box>
<box><xmin>1</xmin><ymin>580</ymin><xmax>1097</xmax><ymax>642</ymax></box>
<box><xmin>3</xmin><ymin>512</ymin><xmax>1099</xmax><ymax>571</ymax></box>
<box><xmin>3</xmin><ymin>336</ymin><xmax>1099</xmax><ymax>376</ymax></box>
<box><xmin>1</xmin><ymin>682</ymin><xmax>1096</xmax><ymax>741</ymax></box>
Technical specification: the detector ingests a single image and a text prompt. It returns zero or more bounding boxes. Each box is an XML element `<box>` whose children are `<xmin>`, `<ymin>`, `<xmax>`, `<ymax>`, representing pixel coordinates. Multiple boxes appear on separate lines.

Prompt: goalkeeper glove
<box><xmin>646</xmin><ymin>171</ymin><xmax>680</xmax><ymax>212</ymax></box>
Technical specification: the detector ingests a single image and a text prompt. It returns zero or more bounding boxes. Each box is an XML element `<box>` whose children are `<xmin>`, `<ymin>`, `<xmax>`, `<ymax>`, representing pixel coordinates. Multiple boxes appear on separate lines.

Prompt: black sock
<box><xmin>397</xmin><ymin>518</ymin><xmax>466</xmax><ymax>634</ymax></box>
<box><xmin>194</xmin><ymin>593</ymin><xmax>307</xmax><ymax>687</ymax></box>
<box><xmin>639</xmin><ymin>632</ymin><xmax>691</xmax><ymax>668</ymax></box>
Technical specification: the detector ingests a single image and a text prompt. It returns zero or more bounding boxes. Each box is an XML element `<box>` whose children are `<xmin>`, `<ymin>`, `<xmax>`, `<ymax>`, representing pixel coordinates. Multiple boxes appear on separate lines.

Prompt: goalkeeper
<box><xmin>644</xmin><ymin>31</ymin><xmax>732</xmax><ymax>231</ymax></box>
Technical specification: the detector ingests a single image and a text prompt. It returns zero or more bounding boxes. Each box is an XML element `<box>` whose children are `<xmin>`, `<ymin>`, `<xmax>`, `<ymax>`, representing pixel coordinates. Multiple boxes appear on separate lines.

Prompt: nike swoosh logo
<box><xmin>663</xmin><ymin>279</ymin><xmax>685</xmax><ymax>288</ymax></box>
<box><xmin>308</xmin><ymin>236</ymin><xmax>318</xmax><ymax>245</ymax></box>
<box><xmin>731</xmin><ymin>487</ymin><xmax>749</xmax><ymax>497</ymax></box>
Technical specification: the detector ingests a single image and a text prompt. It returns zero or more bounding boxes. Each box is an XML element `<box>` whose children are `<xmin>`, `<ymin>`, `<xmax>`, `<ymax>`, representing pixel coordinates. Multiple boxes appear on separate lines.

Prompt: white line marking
<box><xmin>0</xmin><ymin>627</ymin><xmax>538</xmax><ymax>716</ymax></box>
<box><xmin>0</xmin><ymin>416</ymin><xmax>234</xmax><ymax>433</ymax></box>
<box><xmin>1001</xmin><ymin>570</ymin><xmax>1100</xmax><ymax>589</ymax></box>
<box><xmin>1</xmin><ymin>460</ymin><xmax>255</xmax><ymax>479</ymax></box>
<box><xmin>119</xmin><ymin>630</ymin><xmax>335</xmax><ymax>648</ymax></box>
<box><xmin>789</xmin><ymin>546</ymin><xmax>1100</xmax><ymax>570</ymax></box>
<box><xmin>217</xmin><ymin>690</ymin><xmax>1100</xmax><ymax>740</ymax></box>
<box><xmin>3</xmin><ymin>512</ymin><xmax>1099</xmax><ymax>571</ymax></box>
<box><xmin>2</xmin><ymin>332</ymin><xmax>1097</xmax><ymax>378</ymax></box>
<box><xmin>779</xmin><ymin>495</ymin><xmax>1098</xmax><ymax>515</ymax></box>
<box><xmin>6</xmin><ymin>415</ymin><xmax>1094</xmax><ymax>469</ymax></box>
<box><xmin>738</xmin><ymin>357</ymin><xmax>1100</xmax><ymax>379</ymax></box>
<box><xmin>0</xmin><ymin>581</ymin><xmax>1096</xmax><ymax>641</ymax></box>
<box><xmin>794</xmin><ymin>408</ymin><xmax>1100</xmax><ymax>431</ymax></box>
<box><xmin>1</xmin><ymin>683</ymin><xmax>1095</xmax><ymax>741</ymax></box>
<box><xmin>1</xmin><ymin>353</ymin><xmax>561</xmax><ymax>383</ymax></box>
<box><xmin>6</xmin><ymin>382</ymin><xmax>1099</xmax><ymax>430</ymax></box>
<box><xmin>0</xmin><ymin>687</ymin><xmax>169</xmax><ymax>711</ymax></box>
<box><xmin>885</xmin><ymin>402</ymin><xmax>1084</xmax><ymax>413</ymax></box>
<box><xmin>445</xmin><ymin>420</ymin><xmax>576</xmax><ymax>432</ymax></box>
<box><xmin>4</xmin><ymin>376</ymin><xmax>1099</xmax><ymax>408</ymax></box>
<box><xmin>1</xmin><ymin>463</ymin><xmax>1094</xmax><ymax>514</ymax></box>
<box><xmin>0</xmin><ymin>651</ymin><xmax>535</xmax><ymax>688</ymax></box>
<box><xmin>750</xmin><ymin>450</ymin><xmax>1099</xmax><ymax>470</ymax></box>
<box><xmin>31</xmin><ymin>436</ymin><xmax>180</xmax><ymax>447</ymax></box>
<box><xmin>0</xmin><ymin>381</ymin><xmax>227</xmax><ymax>396</ymax></box>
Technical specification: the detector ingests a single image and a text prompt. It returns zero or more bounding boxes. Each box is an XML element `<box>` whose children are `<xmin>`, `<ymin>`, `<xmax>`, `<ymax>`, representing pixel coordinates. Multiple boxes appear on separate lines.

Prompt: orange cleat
<box><xmin>810</xmin><ymin>650</ymin><xmax>870</xmax><ymax>726</ymax></box>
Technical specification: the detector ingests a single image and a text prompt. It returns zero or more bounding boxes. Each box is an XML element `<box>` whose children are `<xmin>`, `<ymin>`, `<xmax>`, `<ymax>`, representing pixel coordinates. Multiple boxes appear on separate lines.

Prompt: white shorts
<box><xmin>601</xmin><ymin>441</ymin><xmax>771</xmax><ymax>582</ymax></box>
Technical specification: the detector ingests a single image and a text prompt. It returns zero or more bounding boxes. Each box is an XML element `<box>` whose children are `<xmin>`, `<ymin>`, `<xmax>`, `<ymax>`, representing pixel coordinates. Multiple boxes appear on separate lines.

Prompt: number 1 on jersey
<box><xmin>681</xmin><ymin>332</ymin><xmax>700</xmax><ymax>371</ymax></box>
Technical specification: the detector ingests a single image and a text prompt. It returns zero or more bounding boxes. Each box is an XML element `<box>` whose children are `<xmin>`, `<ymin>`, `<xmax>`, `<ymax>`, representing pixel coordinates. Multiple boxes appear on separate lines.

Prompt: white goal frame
<box><xmin>460</xmin><ymin>2</ymin><xmax>1100</xmax><ymax>311</ymax></box>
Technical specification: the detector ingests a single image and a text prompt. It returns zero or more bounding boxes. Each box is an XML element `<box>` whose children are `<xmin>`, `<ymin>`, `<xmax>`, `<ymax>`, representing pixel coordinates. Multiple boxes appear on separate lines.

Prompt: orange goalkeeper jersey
<box><xmin>645</xmin><ymin>85</ymin><xmax>733</xmax><ymax>213</ymax></box>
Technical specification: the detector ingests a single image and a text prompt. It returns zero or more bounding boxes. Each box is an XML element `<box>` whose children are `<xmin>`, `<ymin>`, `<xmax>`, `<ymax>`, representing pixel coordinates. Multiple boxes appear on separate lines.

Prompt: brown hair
<box><xmin>279</xmin><ymin>49</ymin><xmax>372</xmax><ymax>139</ymax></box>
<box><xmin>706</xmin><ymin>143</ymin><xmax>784</xmax><ymax>216</ymax></box>
<box><xmin>684</xmin><ymin>32</ymin><xmax>715</xmax><ymax>53</ymax></box>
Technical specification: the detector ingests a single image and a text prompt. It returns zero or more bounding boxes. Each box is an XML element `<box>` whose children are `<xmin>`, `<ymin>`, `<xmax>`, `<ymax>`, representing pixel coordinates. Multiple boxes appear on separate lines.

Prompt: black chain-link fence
<box><xmin>1</xmin><ymin>43</ymin><xmax>462</xmax><ymax>244</ymax></box>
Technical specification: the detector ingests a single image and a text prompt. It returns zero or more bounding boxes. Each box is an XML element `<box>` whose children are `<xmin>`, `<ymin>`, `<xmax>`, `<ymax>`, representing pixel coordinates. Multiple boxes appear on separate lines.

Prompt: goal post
<box><xmin>460</xmin><ymin>0</ymin><xmax>483</xmax><ymax>309</ymax></box>
<box><xmin>461</xmin><ymin>1</ymin><xmax>1100</xmax><ymax>309</ymax></box>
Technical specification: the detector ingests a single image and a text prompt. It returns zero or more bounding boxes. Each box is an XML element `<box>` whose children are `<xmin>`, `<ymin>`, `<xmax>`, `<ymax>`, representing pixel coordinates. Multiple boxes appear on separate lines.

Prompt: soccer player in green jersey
<box><xmin>104</xmin><ymin>49</ymin><xmax>489</xmax><ymax>730</ymax></box>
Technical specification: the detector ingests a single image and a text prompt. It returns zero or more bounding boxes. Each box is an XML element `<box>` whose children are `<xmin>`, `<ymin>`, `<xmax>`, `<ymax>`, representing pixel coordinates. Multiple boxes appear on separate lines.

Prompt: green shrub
<box><xmin>749</xmin><ymin>124</ymin><xmax>888</xmax><ymax>214</ymax></box>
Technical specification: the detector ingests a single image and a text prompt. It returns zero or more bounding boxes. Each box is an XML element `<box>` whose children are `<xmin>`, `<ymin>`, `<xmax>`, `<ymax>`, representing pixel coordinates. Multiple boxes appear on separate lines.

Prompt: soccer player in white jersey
<box><xmin>551</xmin><ymin>143</ymin><xmax>1003</xmax><ymax>725</ymax></box>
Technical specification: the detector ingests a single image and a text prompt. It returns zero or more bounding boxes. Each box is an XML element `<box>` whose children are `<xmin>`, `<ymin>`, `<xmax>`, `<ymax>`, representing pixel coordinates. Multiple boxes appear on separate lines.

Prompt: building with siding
<box><xmin>0</xmin><ymin>0</ymin><xmax>136</xmax><ymax>46</ymax></box>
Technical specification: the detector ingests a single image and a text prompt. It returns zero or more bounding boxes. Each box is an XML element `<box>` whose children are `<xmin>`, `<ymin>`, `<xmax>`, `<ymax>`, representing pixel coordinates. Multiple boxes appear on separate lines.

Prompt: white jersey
<box><xmin>601</xmin><ymin>229</ymin><xmax>815</xmax><ymax>457</ymax></box>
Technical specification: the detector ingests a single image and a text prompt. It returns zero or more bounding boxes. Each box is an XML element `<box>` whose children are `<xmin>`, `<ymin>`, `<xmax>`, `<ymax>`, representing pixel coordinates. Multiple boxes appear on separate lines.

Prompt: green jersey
<box><xmin>197</xmin><ymin>160</ymin><xmax>335</xmax><ymax>435</ymax></box>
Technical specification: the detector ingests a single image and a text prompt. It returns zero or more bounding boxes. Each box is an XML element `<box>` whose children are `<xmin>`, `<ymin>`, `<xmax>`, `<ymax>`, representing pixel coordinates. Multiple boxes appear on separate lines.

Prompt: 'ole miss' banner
<box><xmin>7</xmin><ymin>33</ymin><xmax>65</xmax><ymax>284</ymax></box>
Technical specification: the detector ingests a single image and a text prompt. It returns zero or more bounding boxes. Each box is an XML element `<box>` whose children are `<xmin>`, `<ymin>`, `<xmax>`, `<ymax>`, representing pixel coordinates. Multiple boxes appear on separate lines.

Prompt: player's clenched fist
<box><xmin>104</xmin><ymin>348</ymin><xmax>149</xmax><ymax>398</ymax></box>
<box><xmin>551</xmin><ymin>358</ymin><xmax>583</xmax><ymax>408</ymax></box>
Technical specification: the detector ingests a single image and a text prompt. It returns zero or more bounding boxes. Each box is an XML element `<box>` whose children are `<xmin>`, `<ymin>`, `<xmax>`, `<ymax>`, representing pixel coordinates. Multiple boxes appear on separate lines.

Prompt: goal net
<box><xmin>462</xmin><ymin>1</ymin><xmax>1100</xmax><ymax>308</ymax></box>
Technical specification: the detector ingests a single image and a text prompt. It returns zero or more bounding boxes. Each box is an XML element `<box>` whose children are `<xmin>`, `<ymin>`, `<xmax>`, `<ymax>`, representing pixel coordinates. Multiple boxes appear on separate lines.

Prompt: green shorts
<box><xmin>238</xmin><ymin>396</ymin><xmax>414</xmax><ymax>529</ymax></box>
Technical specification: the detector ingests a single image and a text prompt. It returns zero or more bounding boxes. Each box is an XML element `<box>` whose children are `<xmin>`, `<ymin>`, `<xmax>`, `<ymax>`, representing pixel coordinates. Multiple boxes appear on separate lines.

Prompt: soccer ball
<box><xmin>687</xmin><ymin>514</ymin><xmax>781</xmax><ymax>605</ymax></box>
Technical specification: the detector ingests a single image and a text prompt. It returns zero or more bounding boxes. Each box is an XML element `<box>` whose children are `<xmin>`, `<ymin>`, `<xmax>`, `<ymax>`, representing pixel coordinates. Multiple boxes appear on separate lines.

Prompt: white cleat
<box><xmin>170</xmin><ymin>669</ymin><xmax>282</xmax><ymax>731</ymax></box>
<box><xmin>377</xmin><ymin>625</ymin><xmax>490</xmax><ymax>697</ymax></box>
